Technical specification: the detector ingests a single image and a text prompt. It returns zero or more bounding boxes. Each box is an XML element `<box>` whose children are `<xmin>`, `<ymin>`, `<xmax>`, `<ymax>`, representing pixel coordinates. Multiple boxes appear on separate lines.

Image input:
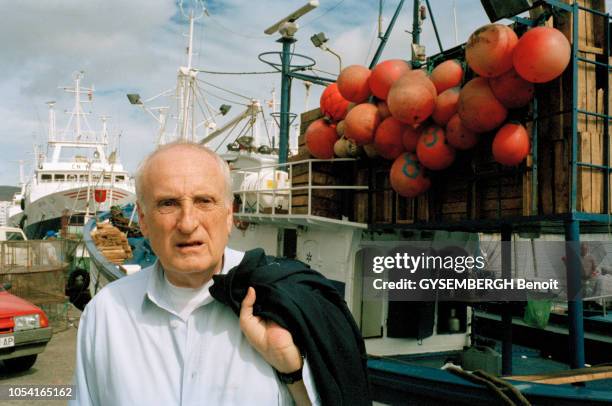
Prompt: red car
<box><xmin>0</xmin><ymin>283</ymin><xmax>52</xmax><ymax>372</ymax></box>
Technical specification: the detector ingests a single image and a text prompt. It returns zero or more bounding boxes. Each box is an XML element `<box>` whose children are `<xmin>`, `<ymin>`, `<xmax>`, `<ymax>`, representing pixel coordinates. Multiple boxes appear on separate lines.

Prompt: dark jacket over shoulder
<box><xmin>210</xmin><ymin>248</ymin><xmax>371</xmax><ymax>406</ymax></box>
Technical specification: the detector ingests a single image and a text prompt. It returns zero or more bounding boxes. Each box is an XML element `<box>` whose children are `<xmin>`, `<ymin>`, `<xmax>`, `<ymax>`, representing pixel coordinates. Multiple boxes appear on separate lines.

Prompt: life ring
<box><xmin>232</xmin><ymin>198</ymin><xmax>250</xmax><ymax>231</ymax></box>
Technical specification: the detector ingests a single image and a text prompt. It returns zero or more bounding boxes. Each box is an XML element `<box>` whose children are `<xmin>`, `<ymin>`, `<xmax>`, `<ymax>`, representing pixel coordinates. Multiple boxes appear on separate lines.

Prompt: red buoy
<box><xmin>337</xmin><ymin>65</ymin><xmax>372</xmax><ymax>103</ymax></box>
<box><xmin>390</xmin><ymin>152</ymin><xmax>431</xmax><ymax>197</ymax></box>
<box><xmin>320</xmin><ymin>83</ymin><xmax>350</xmax><ymax>121</ymax></box>
<box><xmin>387</xmin><ymin>73</ymin><xmax>436</xmax><ymax>126</ymax></box>
<box><xmin>416</xmin><ymin>125</ymin><xmax>456</xmax><ymax>170</ymax></box>
<box><xmin>305</xmin><ymin>118</ymin><xmax>338</xmax><ymax>159</ymax></box>
<box><xmin>402</xmin><ymin>125</ymin><xmax>423</xmax><ymax>152</ymax></box>
<box><xmin>492</xmin><ymin>122</ymin><xmax>530</xmax><ymax>166</ymax></box>
<box><xmin>344</xmin><ymin>103</ymin><xmax>381</xmax><ymax>145</ymax></box>
<box><xmin>432</xmin><ymin>87</ymin><xmax>460</xmax><ymax>126</ymax></box>
<box><xmin>430</xmin><ymin>59</ymin><xmax>464</xmax><ymax>94</ymax></box>
<box><xmin>466</xmin><ymin>24</ymin><xmax>518</xmax><ymax>78</ymax></box>
<box><xmin>374</xmin><ymin>117</ymin><xmax>407</xmax><ymax>160</ymax></box>
<box><xmin>369</xmin><ymin>59</ymin><xmax>411</xmax><ymax>100</ymax></box>
<box><xmin>458</xmin><ymin>77</ymin><xmax>507</xmax><ymax>133</ymax></box>
<box><xmin>446</xmin><ymin>114</ymin><xmax>478</xmax><ymax>150</ymax></box>
<box><xmin>513</xmin><ymin>26</ymin><xmax>571</xmax><ymax>83</ymax></box>
<box><xmin>489</xmin><ymin>68</ymin><xmax>535</xmax><ymax>109</ymax></box>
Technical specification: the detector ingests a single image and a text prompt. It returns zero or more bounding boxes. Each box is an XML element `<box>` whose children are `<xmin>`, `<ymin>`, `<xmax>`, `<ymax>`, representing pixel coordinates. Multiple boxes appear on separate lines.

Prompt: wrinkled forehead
<box><xmin>141</xmin><ymin>146</ymin><xmax>226</xmax><ymax>197</ymax></box>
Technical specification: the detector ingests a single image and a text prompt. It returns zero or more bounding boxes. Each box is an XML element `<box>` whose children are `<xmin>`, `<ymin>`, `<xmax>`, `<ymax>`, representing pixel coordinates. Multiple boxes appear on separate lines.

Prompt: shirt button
<box><xmin>191</xmin><ymin>372</ymin><xmax>197</xmax><ymax>379</ymax></box>
<box><xmin>170</xmin><ymin>320</ymin><xmax>180</xmax><ymax>329</ymax></box>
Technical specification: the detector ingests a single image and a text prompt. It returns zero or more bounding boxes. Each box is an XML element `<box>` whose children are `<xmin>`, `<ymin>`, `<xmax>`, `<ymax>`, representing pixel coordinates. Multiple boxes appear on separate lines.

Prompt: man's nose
<box><xmin>176</xmin><ymin>201</ymin><xmax>199</xmax><ymax>233</ymax></box>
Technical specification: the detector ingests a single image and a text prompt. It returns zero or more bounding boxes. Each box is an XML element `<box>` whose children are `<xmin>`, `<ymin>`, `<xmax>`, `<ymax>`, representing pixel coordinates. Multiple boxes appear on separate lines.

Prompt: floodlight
<box><xmin>264</xmin><ymin>0</ymin><xmax>319</xmax><ymax>35</ymax></box>
<box><xmin>126</xmin><ymin>94</ymin><xmax>142</xmax><ymax>105</ymax></box>
<box><xmin>219</xmin><ymin>104</ymin><xmax>232</xmax><ymax>116</ymax></box>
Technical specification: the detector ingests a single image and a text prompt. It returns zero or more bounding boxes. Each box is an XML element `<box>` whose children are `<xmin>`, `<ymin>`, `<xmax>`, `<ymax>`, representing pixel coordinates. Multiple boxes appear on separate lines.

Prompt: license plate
<box><xmin>0</xmin><ymin>335</ymin><xmax>14</xmax><ymax>349</ymax></box>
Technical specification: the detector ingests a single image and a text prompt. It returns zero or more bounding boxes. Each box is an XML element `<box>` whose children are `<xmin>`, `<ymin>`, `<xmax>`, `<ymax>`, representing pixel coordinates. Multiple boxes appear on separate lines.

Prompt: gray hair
<box><xmin>134</xmin><ymin>140</ymin><xmax>233</xmax><ymax>211</ymax></box>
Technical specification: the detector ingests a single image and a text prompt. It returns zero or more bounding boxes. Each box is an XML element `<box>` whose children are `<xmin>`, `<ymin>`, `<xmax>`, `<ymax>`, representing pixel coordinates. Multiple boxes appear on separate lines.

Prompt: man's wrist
<box><xmin>275</xmin><ymin>367</ymin><xmax>303</xmax><ymax>384</ymax></box>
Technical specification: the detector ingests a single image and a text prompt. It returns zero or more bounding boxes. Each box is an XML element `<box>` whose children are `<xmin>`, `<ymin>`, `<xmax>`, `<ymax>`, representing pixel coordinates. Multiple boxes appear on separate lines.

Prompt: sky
<box><xmin>1</xmin><ymin>0</ymin><xmax>609</xmax><ymax>186</ymax></box>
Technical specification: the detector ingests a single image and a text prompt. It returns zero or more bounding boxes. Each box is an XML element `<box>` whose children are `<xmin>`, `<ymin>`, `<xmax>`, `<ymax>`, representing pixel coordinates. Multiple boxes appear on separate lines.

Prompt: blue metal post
<box><xmin>501</xmin><ymin>225</ymin><xmax>513</xmax><ymax>375</ymax></box>
<box><xmin>570</xmin><ymin>2</ymin><xmax>579</xmax><ymax>213</ymax></box>
<box><xmin>279</xmin><ymin>37</ymin><xmax>295</xmax><ymax>165</ymax></box>
<box><xmin>564</xmin><ymin>219</ymin><xmax>585</xmax><ymax>369</ymax></box>
<box><xmin>369</xmin><ymin>0</ymin><xmax>406</xmax><ymax>69</ymax></box>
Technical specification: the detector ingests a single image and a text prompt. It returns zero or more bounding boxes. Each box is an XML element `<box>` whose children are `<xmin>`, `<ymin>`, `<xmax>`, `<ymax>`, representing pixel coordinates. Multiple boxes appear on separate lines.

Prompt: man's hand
<box><xmin>239</xmin><ymin>287</ymin><xmax>303</xmax><ymax>373</ymax></box>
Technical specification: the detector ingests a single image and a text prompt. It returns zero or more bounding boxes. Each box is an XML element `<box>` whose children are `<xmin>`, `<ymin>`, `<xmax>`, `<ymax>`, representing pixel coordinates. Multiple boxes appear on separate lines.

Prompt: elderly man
<box><xmin>71</xmin><ymin>142</ymin><xmax>316</xmax><ymax>405</ymax></box>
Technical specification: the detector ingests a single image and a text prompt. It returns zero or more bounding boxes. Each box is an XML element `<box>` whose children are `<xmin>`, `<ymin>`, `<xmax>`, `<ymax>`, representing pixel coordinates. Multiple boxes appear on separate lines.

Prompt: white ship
<box><xmin>14</xmin><ymin>72</ymin><xmax>134</xmax><ymax>239</ymax></box>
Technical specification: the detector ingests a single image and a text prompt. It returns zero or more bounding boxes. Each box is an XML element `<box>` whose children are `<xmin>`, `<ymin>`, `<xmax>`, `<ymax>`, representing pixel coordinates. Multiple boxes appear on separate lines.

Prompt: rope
<box><xmin>301</xmin><ymin>0</ymin><xmax>347</xmax><ymax>27</ymax></box>
<box><xmin>196</xmin><ymin>69</ymin><xmax>278</xmax><ymax>75</ymax></box>
<box><xmin>196</xmin><ymin>77</ymin><xmax>252</xmax><ymax>100</ymax></box>
<box><xmin>446</xmin><ymin>367</ymin><xmax>531</xmax><ymax>406</ymax></box>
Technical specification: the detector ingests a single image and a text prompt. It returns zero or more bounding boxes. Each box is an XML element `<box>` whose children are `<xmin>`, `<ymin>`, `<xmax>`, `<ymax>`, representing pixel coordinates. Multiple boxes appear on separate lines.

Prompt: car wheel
<box><xmin>3</xmin><ymin>354</ymin><xmax>38</xmax><ymax>372</ymax></box>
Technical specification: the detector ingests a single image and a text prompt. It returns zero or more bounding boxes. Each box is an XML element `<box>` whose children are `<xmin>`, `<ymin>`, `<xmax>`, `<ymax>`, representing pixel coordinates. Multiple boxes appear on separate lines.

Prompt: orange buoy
<box><xmin>374</xmin><ymin>117</ymin><xmax>407</xmax><ymax>160</ymax></box>
<box><xmin>402</xmin><ymin>125</ymin><xmax>422</xmax><ymax>152</ymax></box>
<box><xmin>432</xmin><ymin>87</ymin><xmax>460</xmax><ymax>126</ymax></box>
<box><xmin>513</xmin><ymin>26</ymin><xmax>571</xmax><ymax>83</ymax></box>
<box><xmin>466</xmin><ymin>24</ymin><xmax>518</xmax><ymax>78</ymax></box>
<box><xmin>458</xmin><ymin>77</ymin><xmax>507</xmax><ymax>132</ymax></box>
<box><xmin>390</xmin><ymin>152</ymin><xmax>431</xmax><ymax>197</ymax></box>
<box><xmin>369</xmin><ymin>59</ymin><xmax>412</xmax><ymax>100</ymax></box>
<box><xmin>489</xmin><ymin>68</ymin><xmax>535</xmax><ymax>109</ymax></box>
<box><xmin>387</xmin><ymin>73</ymin><xmax>436</xmax><ymax>125</ymax></box>
<box><xmin>305</xmin><ymin>118</ymin><xmax>338</xmax><ymax>159</ymax></box>
<box><xmin>430</xmin><ymin>59</ymin><xmax>464</xmax><ymax>93</ymax></box>
<box><xmin>446</xmin><ymin>114</ymin><xmax>478</xmax><ymax>150</ymax></box>
<box><xmin>337</xmin><ymin>65</ymin><xmax>372</xmax><ymax>103</ymax></box>
<box><xmin>416</xmin><ymin>125</ymin><xmax>456</xmax><ymax>170</ymax></box>
<box><xmin>492</xmin><ymin>122</ymin><xmax>530</xmax><ymax>165</ymax></box>
<box><xmin>344</xmin><ymin>103</ymin><xmax>381</xmax><ymax>145</ymax></box>
<box><xmin>320</xmin><ymin>83</ymin><xmax>350</xmax><ymax>121</ymax></box>
<box><xmin>377</xmin><ymin>100</ymin><xmax>392</xmax><ymax>119</ymax></box>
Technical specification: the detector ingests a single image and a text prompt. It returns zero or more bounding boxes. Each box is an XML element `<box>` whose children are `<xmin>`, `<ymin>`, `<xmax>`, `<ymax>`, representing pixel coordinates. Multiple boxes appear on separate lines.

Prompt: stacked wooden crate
<box><xmin>290</xmin><ymin>108</ymin><xmax>354</xmax><ymax>219</ymax></box>
<box><xmin>92</xmin><ymin>222</ymin><xmax>132</xmax><ymax>264</ymax></box>
<box><xmin>534</xmin><ymin>0</ymin><xmax>607</xmax><ymax>215</ymax></box>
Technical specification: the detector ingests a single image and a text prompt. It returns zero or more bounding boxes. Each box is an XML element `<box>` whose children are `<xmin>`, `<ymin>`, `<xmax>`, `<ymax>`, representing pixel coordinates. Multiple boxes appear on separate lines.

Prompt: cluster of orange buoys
<box><xmin>305</xmin><ymin>24</ymin><xmax>571</xmax><ymax>197</ymax></box>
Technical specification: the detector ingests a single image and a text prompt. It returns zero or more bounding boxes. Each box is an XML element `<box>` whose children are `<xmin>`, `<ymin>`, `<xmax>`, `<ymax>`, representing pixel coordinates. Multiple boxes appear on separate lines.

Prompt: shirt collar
<box><xmin>144</xmin><ymin>247</ymin><xmax>245</xmax><ymax>313</ymax></box>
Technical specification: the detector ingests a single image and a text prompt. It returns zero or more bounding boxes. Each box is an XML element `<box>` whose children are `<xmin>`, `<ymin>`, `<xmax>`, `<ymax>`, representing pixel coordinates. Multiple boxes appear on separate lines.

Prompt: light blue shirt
<box><xmin>71</xmin><ymin>248</ymin><xmax>319</xmax><ymax>405</ymax></box>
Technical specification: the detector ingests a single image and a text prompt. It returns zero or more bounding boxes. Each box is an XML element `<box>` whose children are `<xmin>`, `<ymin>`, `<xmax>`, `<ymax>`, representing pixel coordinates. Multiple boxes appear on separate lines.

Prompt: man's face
<box><xmin>137</xmin><ymin>146</ymin><xmax>233</xmax><ymax>286</ymax></box>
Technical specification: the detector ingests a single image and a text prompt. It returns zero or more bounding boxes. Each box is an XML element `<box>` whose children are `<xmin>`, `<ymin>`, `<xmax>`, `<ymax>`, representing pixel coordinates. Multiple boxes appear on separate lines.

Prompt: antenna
<box><xmin>178</xmin><ymin>0</ymin><xmax>207</xmax><ymax>69</ymax></box>
<box><xmin>264</xmin><ymin>0</ymin><xmax>319</xmax><ymax>37</ymax></box>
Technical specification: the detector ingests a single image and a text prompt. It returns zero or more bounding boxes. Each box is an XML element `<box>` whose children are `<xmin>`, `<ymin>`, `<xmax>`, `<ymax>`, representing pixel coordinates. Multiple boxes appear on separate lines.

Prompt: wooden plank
<box><xmin>507</xmin><ymin>365</ymin><xmax>612</xmax><ymax>385</ymax></box>
<box><xmin>554</xmin><ymin>140</ymin><xmax>570</xmax><ymax>214</ymax></box>
<box><xmin>578</xmin><ymin>131</ymin><xmax>593</xmax><ymax>212</ymax></box>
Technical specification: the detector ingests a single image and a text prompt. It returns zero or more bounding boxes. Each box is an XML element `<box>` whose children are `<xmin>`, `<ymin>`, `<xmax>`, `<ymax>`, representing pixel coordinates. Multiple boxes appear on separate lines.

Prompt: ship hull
<box><xmin>22</xmin><ymin>185</ymin><xmax>134</xmax><ymax>239</ymax></box>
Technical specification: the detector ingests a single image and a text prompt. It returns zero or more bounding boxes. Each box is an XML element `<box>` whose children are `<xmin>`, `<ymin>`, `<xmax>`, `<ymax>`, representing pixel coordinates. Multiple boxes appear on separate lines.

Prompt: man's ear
<box><xmin>226</xmin><ymin>203</ymin><xmax>234</xmax><ymax>235</ymax></box>
<box><xmin>137</xmin><ymin>203</ymin><xmax>149</xmax><ymax>237</ymax></box>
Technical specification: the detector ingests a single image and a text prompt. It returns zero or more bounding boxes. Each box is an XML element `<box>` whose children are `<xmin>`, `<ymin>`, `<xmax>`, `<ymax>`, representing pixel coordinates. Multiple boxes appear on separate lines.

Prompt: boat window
<box><xmin>41</xmin><ymin>174</ymin><xmax>52</xmax><ymax>182</ymax></box>
<box><xmin>55</xmin><ymin>174</ymin><xmax>65</xmax><ymax>181</ymax></box>
<box><xmin>79</xmin><ymin>174</ymin><xmax>88</xmax><ymax>182</ymax></box>
<box><xmin>6</xmin><ymin>232</ymin><xmax>25</xmax><ymax>241</ymax></box>
<box><xmin>67</xmin><ymin>174</ymin><xmax>77</xmax><ymax>182</ymax></box>
<box><xmin>115</xmin><ymin>175</ymin><xmax>125</xmax><ymax>182</ymax></box>
<box><xmin>92</xmin><ymin>175</ymin><xmax>101</xmax><ymax>183</ymax></box>
<box><xmin>103</xmin><ymin>174</ymin><xmax>111</xmax><ymax>182</ymax></box>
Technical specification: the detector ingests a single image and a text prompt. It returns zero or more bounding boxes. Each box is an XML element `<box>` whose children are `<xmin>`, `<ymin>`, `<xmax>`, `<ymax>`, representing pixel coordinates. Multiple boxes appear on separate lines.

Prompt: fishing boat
<box><xmin>14</xmin><ymin>72</ymin><xmax>134</xmax><ymax>240</ymax></box>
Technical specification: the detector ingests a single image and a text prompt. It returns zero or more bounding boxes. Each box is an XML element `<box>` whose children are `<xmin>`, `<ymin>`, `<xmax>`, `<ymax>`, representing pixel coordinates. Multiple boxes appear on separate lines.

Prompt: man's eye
<box><xmin>194</xmin><ymin>198</ymin><xmax>214</xmax><ymax>209</ymax></box>
<box><xmin>158</xmin><ymin>199</ymin><xmax>178</xmax><ymax>208</ymax></box>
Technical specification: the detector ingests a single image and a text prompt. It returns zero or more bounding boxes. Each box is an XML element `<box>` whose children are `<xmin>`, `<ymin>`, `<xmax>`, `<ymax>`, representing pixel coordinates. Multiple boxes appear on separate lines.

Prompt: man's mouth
<box><xmin>176</xmin><ymin>241</ymin><xmax>203</xmax><ymax>248</ymax></box>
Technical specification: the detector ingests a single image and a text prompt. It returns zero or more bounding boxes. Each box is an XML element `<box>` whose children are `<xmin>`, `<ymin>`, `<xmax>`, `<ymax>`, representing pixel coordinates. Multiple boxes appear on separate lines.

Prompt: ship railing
<box><xmin>582</xmin><ymin>293</ymin><xmax>612</xmax><ymax>317</ymax></box>
<box><xmin>231</xmin><ymin>158</ymin><xmax>368</xmax><ymax>220</ymax></box>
